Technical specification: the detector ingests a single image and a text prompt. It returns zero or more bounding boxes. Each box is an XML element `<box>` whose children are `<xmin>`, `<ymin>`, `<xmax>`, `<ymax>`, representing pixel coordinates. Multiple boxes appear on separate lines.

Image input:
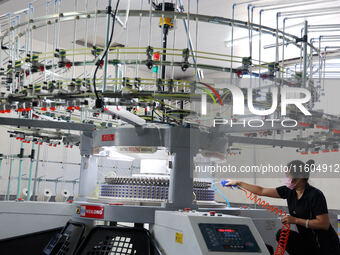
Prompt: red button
<box><xmin>209</xmin><ymin>211</ymin><xmax>216</xmax><ymax>216</ymax></box>
<box><xmin>184</xmin><ymin>208</ymin><xmax>190</xmax><ymax>212</ymax></box>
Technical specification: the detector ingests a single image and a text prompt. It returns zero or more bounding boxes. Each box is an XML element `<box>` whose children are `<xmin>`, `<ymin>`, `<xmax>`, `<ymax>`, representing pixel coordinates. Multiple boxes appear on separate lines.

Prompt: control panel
<box><xmin>199</xmin><ymin>223</ymin><xmax>260</xmax><ymax>252</ymax></box>
<box><xmin>152</xmin><ymin>210</ymin><xmax>270</xmax><ymax>255</ymax></box>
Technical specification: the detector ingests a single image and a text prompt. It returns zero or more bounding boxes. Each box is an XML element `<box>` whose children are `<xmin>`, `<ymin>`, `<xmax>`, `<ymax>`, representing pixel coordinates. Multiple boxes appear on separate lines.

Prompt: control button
<box><xmin>209</xmin><ymin>211</ymin><xmax>216</xmax><ymax>216</ymax></box>
<box><xmin>245</xmin><ymin>242</ymin><xmax>254</xmax><ymax>247</ymax></box>
<box><xmin>184</xmin><ymin>208</ymin><xmax>190</xmax><ymax>212</ymax></box>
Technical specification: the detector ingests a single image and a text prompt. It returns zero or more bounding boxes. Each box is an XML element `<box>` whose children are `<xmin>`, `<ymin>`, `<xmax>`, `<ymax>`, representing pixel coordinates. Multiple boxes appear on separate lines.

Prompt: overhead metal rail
<box><xmin>0</xmin><ymin>10</ymin><xmax>318</xmax><ymax>53</ymax></box>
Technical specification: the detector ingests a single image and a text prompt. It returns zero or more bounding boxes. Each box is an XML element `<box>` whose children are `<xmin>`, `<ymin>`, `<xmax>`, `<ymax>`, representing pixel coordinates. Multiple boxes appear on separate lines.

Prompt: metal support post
<box><xmin>16</xmin><ymin>142</ymin><xmax>25</xmax><ymax>199</ymax></box>
<box><xmin>26</xmin><ymin>143</ymin><xmax>36</xmax><ymax>200</ymax></box>
<box><xmin>0</xmin><ymin>159</ymin><xmax>2</xmax><ymax>179</ymax></box>
<box><xmin>303</xmin><ymin>20</ymin><xmax>308</xmax><ymax>88</ymax></box>
<box><xmin>6</xmin><ymin>158</ymin><xmax>14</xmax><ymax>200</ymax></box>
<box><xmin>103</xmin><ymin>0</ymin><xmax>112</xmax><ymax>92</ymax></box>
<box><xmin>32</xmin><ymin>143</ymin><xmax>41</xmax><ymax>200</ymax></box>
<box><xmin>168</xmin><ymin>148</ymin><xmax>195</xmax><ymax>209</ymax></box>
<box><xmin>167</xmin><ymin>128</ymin><xmax>199</xmax><ymax>209</ymax></box>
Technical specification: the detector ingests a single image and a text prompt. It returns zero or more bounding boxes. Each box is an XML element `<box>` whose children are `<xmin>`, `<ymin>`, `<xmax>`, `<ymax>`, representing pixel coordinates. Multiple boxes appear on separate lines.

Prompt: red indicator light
<box><xmin>316</xmin><ymin>125</ymin><xmax>328</xmax><ymax>130</ymax></box>
<box><xmin>298</xmin><ymin>122</ymin><xmax>310</xmax><ymax>127</ymax></box>
<box><xmin>154</xmin><ymin>52</ymin><xmax>161</xmax><ymax>61</ymax></box>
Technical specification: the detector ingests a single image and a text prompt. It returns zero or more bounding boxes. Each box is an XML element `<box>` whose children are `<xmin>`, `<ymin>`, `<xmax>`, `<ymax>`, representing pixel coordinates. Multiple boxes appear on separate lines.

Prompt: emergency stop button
<box><xmin>209</xmin><ymin>211</ymin><xmax>216</xmax><ymax>216</ymax></box>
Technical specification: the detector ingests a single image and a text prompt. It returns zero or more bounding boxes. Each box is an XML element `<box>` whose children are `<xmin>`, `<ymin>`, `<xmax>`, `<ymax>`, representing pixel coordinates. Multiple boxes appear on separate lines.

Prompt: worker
<box><xmin>225</xmin><ymin>160</ymin><xmax>340</xmax><ymax>255</ymax></box>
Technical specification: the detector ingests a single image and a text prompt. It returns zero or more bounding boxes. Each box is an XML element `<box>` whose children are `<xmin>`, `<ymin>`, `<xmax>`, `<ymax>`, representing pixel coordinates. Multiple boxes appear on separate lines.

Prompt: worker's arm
<box><xmin>281</xmin><ymin>214</ymin><xmax>330</xmax><ymax>230</ymax></box>
<box><xmin>224</xmin><ymin>179</ymin><xmax>281</xmax><ymax>198</ymax></box>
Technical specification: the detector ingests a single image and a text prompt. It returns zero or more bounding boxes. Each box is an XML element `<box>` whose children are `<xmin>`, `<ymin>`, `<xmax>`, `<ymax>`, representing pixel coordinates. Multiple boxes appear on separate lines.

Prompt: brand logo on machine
<box><xmin>102</xmin><ymin>134</ymin><xmax>115</xmax><ymax>142</ymax></box>
<box><xmin>202</xmin><ymin>85</ymin><xmax>311</xmax><ymax>116</ymax></box>
<box><xmin>80</xmin><ymin>205</ymin><xmax>104</xmax><ymax>219</ymax></box>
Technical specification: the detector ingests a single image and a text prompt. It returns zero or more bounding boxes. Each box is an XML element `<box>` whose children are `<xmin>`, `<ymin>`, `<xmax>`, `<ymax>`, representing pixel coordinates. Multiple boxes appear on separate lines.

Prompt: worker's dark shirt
<box><xmin>276</xmin><ymin>183</ymin><xmax>340</xmax><ymax>254</ymax></box>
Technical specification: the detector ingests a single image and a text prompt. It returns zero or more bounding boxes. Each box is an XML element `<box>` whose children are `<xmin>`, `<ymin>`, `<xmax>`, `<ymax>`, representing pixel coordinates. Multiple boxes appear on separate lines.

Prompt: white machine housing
<box><xmin>152</xmin><ymin>210</ymin><xmax>270</xmax><ymax>255</ymax></box>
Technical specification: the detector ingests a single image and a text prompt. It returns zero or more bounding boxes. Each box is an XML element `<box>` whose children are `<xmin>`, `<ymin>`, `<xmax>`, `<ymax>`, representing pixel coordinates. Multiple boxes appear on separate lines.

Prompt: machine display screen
<box><xmin>199</xmin><ymin>223</ymin><xmax>261</xmax><ymax>252</ymax></box>
<box><xmin>217</xmin><ymin>228</ymin><xmax>235</xmax><ymax>233</ymax></box>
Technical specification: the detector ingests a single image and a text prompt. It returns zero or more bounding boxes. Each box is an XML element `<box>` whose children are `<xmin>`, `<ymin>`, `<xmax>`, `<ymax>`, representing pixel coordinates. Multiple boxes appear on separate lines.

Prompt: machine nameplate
<box><xmin>102</xmin><ymin>134</ymin><xmax>115</xmax><ymax>141</ymax></box>
<box><xmin>80</xmin><ymin>205</ymin><xmax>104</xmax><ymax>219</ymax></box>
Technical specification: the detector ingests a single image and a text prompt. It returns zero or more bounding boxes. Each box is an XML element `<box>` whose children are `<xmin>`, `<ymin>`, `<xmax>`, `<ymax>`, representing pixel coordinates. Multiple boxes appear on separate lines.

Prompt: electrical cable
<box><xmin>241</xmin><ymin>187</ymin><xmax>290</xmax><ymax>255</ymax></box>
<box><xmin>212</xmin><ymin>183</ymin><xmax>231</xmax><ymax>207</ymax></box>
<box><xmin>198</xmin><ymin>82</ymin><xmax>223</xmax><ymax>106</ymax></box>
<box><xmin>93</xmin><ymin>0</ymin><xmax>120</xmax><ymax>108</ymax></box>
<box><xmin>148</xmin><ymin>0</ymin><xmax>158</xmax><ymax>9</ymax></box>
<box><xmin>144</xmin><ymin>228</ymin><xmax>163</xmax><ymax>255</ymax></box>
<box><xmin>221</xmin><ymin>180</ymin><xmax>290</xmax><ymax>255</ymax></box>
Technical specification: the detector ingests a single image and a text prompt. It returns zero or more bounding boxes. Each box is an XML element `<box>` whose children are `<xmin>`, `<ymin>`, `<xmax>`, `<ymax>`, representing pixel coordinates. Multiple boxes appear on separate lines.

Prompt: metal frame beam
<box><xmin>0</xmin><ymin>117</ymin><xmax>95</xmax><ymax>131</ymax></box>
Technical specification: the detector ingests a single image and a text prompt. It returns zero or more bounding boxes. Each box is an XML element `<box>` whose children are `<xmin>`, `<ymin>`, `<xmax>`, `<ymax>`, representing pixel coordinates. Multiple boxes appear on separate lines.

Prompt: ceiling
<box><xmin>1</xmin><ymin>0</ymin><xmax>340</xmax><ymax>80</ymax></box>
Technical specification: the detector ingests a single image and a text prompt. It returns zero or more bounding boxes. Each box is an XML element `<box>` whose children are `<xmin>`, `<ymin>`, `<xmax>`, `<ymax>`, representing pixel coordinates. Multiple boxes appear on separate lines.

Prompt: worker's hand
<box><xmin>281</xmin><ymin>215</ymin><xmax>297</xmax><ymax>225</ymax></box>
<box><xmin>224</xmin><ymin>179</ymin><xmax>240</xmax><ymax>187</ymax></box>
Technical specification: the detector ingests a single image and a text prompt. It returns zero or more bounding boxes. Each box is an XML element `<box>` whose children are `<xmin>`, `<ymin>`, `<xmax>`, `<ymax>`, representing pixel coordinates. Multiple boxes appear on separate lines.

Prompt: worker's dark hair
<box><xmin>287</xmin><ymin>159</ymin><xmax>315</xmax><ymax>182</ymax></box>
